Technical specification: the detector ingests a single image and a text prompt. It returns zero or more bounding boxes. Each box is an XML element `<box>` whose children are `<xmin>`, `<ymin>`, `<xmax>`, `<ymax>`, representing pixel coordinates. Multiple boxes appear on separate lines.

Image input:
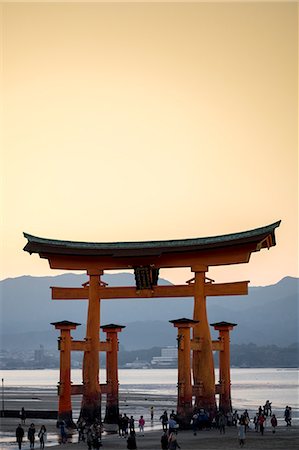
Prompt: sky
<box><xmin>0</xmin><ymin>1</ymin><xmax>298</xmax><ymax>287</ymax></box>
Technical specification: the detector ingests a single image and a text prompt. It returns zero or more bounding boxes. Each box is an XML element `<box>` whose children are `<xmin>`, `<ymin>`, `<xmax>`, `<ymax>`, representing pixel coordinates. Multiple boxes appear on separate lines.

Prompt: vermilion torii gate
<box><xmin>23</xmin><ymin>221</ymin><xmax>280</xmax><ymax>424</ymax></box>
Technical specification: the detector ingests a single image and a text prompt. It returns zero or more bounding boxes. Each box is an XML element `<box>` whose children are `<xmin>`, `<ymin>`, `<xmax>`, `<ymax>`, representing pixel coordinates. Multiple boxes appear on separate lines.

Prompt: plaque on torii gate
<box><xmin>23</xmin><ymin>220</ymin><xmax>280</xmax><ymax>422</ymax></box>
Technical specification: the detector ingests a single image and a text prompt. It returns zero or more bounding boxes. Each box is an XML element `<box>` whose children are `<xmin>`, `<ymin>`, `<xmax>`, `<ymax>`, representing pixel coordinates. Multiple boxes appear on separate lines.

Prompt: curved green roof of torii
<box><xmin>23</xmin><ymin>220</ymin><xmax>281</xmax><ymax>258</ymax></box>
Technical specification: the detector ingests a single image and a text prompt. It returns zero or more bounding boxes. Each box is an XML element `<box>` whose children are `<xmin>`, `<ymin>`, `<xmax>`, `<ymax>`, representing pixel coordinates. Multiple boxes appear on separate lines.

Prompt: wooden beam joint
<box><xmin>212</xmin><ymin>340</ymin><xmax>224</xmax><ymax>351</ymax></box>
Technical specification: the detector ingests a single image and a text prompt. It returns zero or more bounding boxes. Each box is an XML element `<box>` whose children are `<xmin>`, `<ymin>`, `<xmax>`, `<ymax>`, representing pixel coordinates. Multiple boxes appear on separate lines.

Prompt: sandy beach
<box><xmin>1</xmin><ymin>416</ymin><xmax>299</xmax><ymax>450</ymax></box>
<box><xmin>1</xmin><ymin>385</ymin><xmax>298</xmax><ymax>450</ymax></box>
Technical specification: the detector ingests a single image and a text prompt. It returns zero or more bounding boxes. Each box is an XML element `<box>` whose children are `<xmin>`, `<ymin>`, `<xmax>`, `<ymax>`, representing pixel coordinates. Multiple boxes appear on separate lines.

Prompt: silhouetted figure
<box><xmin>150</xmin><ymin>406</ymin><xmax>154</xmax><ymax>421</ymax></box>
<box><xmin>57</xmin><ymin>419</ymin><xmax>67</xmax><ymax>444</ymax></box>
<box><xmin>20</xmin><ymin>407</ymin><xmax>26</xmax><ymax>425</ymax></box>
<box><xmin>129</xmin><ymin>416</ymin><xmax>135</xmax><ymax>433</ymax></box>
<box><xmin>258</xmin><ymin>415</ymin><xmax>265</xmax><ymax>435</ymax></box>
<box><xmin>38</xmin><ymin>425</ymin><xmax>46</xmax><ymax>449</ymax></box>
<box><xmin>16</xmin><ymin>424</ymin><xmax>24</xmax><ymax>450</ymax></box>
<box><xmin>127</xmin><ymin>431</ymin><xmax>137</xmax><ymax>449</ymax></box>
<box><xmin>28</xmin><ymin>423</ymin><xmax>36</xmax><ymax>449</ymax></box>
<box><xmin>284</xmin><ymin>406</ymin><xmax>292</xmax><ymax>426</ymax></box>
<box><xmin>218</xmin><ymin>412</ymin><xmax>226</xmax><ymax>434</ymax></box>
<box><xmin>161</xmin><ymin>431</ymin><xmax>168</xmax><ymax>450</ymax></box>
<box><xmin>160</xmin><ymin>411</ymin><xmax>168</xmax><ymax>431</ymax></box>
<box><xmin>232</xmin><ymin>410</ymin><xmax>238</xmax><ymax>426</ymax></box>
<box><xmin>264</xmin><ymin>400</ymin><xmax>272</xmax><ymax>417</ymax></box>
<box><xmin>122</xmin><ymin>414</ymin><xmax>129</xmax><ymax>436</ymax></box>
<box><xmin>243</xmin><ymin>410</ymin><xmax>250</xmax><ymax>432</ymax></box>
<box><xmin>238</xmin><ymin>419</ymin><xmax>246</xmax><ymax>448</ymax></box>
<box><xmin>118</xmin><ymin>414</ymin><xmax>123</xmax><ymax>436</ymax></box>
<box><xmin>192</xmin><ymin>411</ymin><xmax>198</xmax><ymax>435</ymax></box>
<box><xmin>168</xmin><ymin>432</ymin><xmax>181</xmax><ymax>450</ymax></box>
<box><xmin>271</xmin><ymin>414</ymin><xmax>277</xmax><ymax>433</ymax></box>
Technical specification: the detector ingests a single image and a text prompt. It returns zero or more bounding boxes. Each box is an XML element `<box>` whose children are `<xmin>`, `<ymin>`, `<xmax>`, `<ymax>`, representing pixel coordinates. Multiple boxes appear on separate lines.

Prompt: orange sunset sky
<box><xmin>0</xmin><ymin>1</ymin><xmax>298</xmax><ymax>286</ymax></box>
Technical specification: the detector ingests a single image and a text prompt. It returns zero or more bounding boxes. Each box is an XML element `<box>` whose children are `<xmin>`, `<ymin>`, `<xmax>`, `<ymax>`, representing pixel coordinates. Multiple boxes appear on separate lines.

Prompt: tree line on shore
<box><xmin>119</xmin><ymin>343</ymin><xmax>299</xmax><ymax>368</ymax></box>
<box><xmin>1</xmin><ymin>343</ymin><xmax>298</xmax><ymax>369</ymax></box>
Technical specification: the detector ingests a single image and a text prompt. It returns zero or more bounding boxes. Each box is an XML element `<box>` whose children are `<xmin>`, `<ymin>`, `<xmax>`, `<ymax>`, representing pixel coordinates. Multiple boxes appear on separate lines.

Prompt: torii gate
<box><xmin>23</xmin><ymin>220</ymin><xmax>280</xmax><ymax>424</ymax></box>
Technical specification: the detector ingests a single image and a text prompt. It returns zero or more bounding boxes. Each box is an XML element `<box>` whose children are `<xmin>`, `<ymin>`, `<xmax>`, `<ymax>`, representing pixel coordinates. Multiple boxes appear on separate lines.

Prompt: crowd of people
<box><xmin>159</xmin><ymin>410</ymin><xmax>181</xmax><ymax>450</ymax></box>
<box><xmin>76</xmin><ymin>418</ymin><xmax>102</xmax><ymax>450</ymax></box>
<box><xmin>115</xmin><ymin>412</ymin><xmax>151</xmax><ymax>449</ymax></box>
<box><xmin>14</xmin><ymin>401</ymin><xmax>294</xmax><ymax>449</ymax></box>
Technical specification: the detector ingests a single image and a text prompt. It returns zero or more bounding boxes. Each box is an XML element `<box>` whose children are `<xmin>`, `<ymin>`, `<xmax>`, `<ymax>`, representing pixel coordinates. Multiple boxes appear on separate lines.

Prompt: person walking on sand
<box><xmin>150</xmin><ymin>406</ymin><xmax>154</xmax><ymax>421</ymax></box>
<box><xmin>238</xmin><ymin>420</ymin><xmax>246</xmax><ymax>447</ymax></box>
<box><xmin>160</xmin><ymin>411</ymin><xmax>168</xmax><ymax>432</ymax></box>
<box><xmin>129</xmin><ymin>416</ymin><xmax>135</xmax><ymax>433</ymax></box>
<box><xmin>127</xmin><ymin>431</ymin><xmax>137</xmax><ymax>449</ymax></box>
<box><xmin>232</xmin><ymin>410</ymin><xmax>238</xmax><ymax>426</ymax></box>
<box><xmin>28</xmin><ymin>423</ymin><xmax>36</xmax><ymax>449</ymax></box>
<box><xmin>161</xmin><ymin>431</ymin><xmax>168</xmax><ymax>450</ymax></box>
<box><xmin>271</xmin><ymin>414</ymin><xmax>277</xmax><ymax>434</ymax></box>
<box><xmin>284</xmin><ymin>406</ymin><xmax>292</xmax><ymax>426</ymax></box>
<box><xmin>118</xmin><ymin>414</ymin><xmax>123</xmax><ymax>437</ymax></box>
<box><xmin>16</xmin><ymin>424</ymin><xmax>24</xmax><ymax>450</ymax></box>
<box><xmin>20</xmin><ymin>407</ymin><xmax>26</xmax><ymax>425</ymax></box>
<box><xmin>258</xmin><ymin>414</ymin><xmax>266</xmax><ymax>435</ymax></box>
<box><xmin>264</xmin><ymin>400</ymin><xmax>272</xmax><ymax>417</ymax></box>
<box><xmin>138</xmin><ymin>416</ymin><xmax>145</xmax><ymax>436</ymax></box>
<box><xmin>122</xmin><ymin>413</ymin><xmax>129</xmax><ymax>437</ymax></box>
<box><xmin>168</xmin><ymin>432</ymin><xmax>181</xmax><ymax>450</ymax></box>
<box><xmin>58</xmin><ymin>419</ymin><xmax>67</xmax><ymax>444</ymax></box>
<box><xmin>192</xmin><ymin>411</ymin><xmax>199</xmax><ymax>435</ymax></box>
<box><xmin>218</xmin><ymin>412</ymin><xmax>226</xmax><ymax>434</ymax></box>
<box><xmin>168</xmin><ymin>416</ymin><xmax>178</xmax><ymax>434</ymax></box>
<box><xmin>38</xmin><ymin>425</ymin><xmax>47</xmax><ymax>449</ymax></box>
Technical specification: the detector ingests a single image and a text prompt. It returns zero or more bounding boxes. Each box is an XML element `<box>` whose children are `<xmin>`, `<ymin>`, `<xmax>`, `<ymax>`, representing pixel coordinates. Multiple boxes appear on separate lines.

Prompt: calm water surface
<box><xmin>1</xmin><ymin>367</ymin><xmax>298</xmax><ymax>410</ymax></box>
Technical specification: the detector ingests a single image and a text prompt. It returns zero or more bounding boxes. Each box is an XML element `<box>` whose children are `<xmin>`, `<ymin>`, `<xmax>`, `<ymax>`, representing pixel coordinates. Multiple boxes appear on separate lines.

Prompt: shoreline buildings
<box><xmin>151</xmin><ymin>346</ymin><xmax>178</xmax><ymax>368</ymax></box>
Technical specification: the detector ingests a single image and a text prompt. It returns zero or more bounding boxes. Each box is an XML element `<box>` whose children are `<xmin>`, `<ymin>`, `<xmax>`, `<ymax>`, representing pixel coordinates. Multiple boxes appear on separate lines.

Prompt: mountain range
<box><xmin>0</xmin><ymin>273</ymin><xmax>298</xmax><ymax>350</ymax></box>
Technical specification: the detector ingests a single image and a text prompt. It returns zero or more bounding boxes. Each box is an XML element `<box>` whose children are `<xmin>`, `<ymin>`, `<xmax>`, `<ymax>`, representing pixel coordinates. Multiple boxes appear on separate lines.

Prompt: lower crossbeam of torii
<box><xmin>23</xmin><ymin>220</ymin><xmax>280</xmax><ymax>427</ymax></box>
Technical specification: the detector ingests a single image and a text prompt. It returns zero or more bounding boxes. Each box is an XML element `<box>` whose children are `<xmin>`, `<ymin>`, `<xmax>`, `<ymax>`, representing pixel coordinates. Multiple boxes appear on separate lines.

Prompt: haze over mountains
<box><xmin>0</xmin><ymin>273</ymin><xmax>298</xmax><ymax>350</ymax></box>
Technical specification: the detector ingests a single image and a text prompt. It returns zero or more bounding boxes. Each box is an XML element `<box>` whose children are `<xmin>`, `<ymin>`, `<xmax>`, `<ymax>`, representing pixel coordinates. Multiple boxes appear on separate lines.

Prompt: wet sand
<box><xmin>1</xmin><ymin>417</ymin><xmax>299</xmax><ymax>450</ymax></box>
<box><xmin>1</xmin><ymin>386</ymin><xmax>298</xmax><ymax>450</ymax></box>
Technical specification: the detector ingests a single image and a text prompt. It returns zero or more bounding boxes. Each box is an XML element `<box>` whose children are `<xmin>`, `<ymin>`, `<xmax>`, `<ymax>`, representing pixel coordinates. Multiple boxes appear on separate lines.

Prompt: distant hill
<box><xmin>0</xmin><ymin>273</ymin><xmax>298</xmax><ymax>350</ymax></box>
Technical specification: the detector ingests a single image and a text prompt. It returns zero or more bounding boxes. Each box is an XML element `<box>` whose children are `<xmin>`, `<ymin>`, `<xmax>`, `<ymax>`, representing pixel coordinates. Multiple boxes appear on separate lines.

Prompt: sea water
<box><xmin>1</xmin><ymin>367</ymin><xmax>298</xmax><ymax>413</ymax></box>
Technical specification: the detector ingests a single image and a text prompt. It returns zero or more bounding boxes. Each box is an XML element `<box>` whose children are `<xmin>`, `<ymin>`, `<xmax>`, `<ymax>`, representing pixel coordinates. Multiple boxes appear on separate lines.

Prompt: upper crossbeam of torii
<box><xmin>24</xmin><ymin>221</ymin><xmax>280</xmax><ymax>270</ymax></box>
<box><xmin>23</xmin><ymin>220</ymin><xmax>280</xmax><ymax>425</ymax></box>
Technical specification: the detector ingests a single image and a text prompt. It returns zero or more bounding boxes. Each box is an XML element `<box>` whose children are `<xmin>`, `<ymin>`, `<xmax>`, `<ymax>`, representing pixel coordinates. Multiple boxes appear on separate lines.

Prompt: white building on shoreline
<box><xmin>151</xmin><ymin>346</ymin><xmax>177</xmax><ymax>368</ymax></box>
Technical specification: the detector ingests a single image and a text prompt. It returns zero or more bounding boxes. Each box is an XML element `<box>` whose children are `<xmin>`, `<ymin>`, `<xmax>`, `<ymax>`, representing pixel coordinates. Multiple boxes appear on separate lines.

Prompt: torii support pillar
<box><xmin>192</xmin><ymin>268</ymin><xmax>217</xmax><ymax>415</ymax></box>
<box><xmin>51</xmin><ymin>320</ymin><xmax>80</xmax><ymax>427</ymax></box>
<box><xmin>211</xmin><ymin>321</ymin><xmax>237</xmax><ymax>414</ymax></box>
<box><xmin>101</xmin><ymin>323</ymin><xmax>125</xmax><ymax>427</ymax></box>
<box><xmin>170</xmin><ymin>318</ymin><xmax>199</xmax><ymax>428</ymax></box>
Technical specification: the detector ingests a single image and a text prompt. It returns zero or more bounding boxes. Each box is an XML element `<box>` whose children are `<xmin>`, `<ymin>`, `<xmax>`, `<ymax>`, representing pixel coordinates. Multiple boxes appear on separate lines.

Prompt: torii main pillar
<box><xmin>192</xmin><ymin>267</ymin><xmax>216</xmax><ymax>415</ymax></box>
<box><xmin>211</xmin><ymin>321</ymin><xmax>237</xmax><ymax>413</ymax></box>
<box><xmin>81</xmin><ymin>271</ymin><xmax>102</xmax><ymax>423</ymax></box>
